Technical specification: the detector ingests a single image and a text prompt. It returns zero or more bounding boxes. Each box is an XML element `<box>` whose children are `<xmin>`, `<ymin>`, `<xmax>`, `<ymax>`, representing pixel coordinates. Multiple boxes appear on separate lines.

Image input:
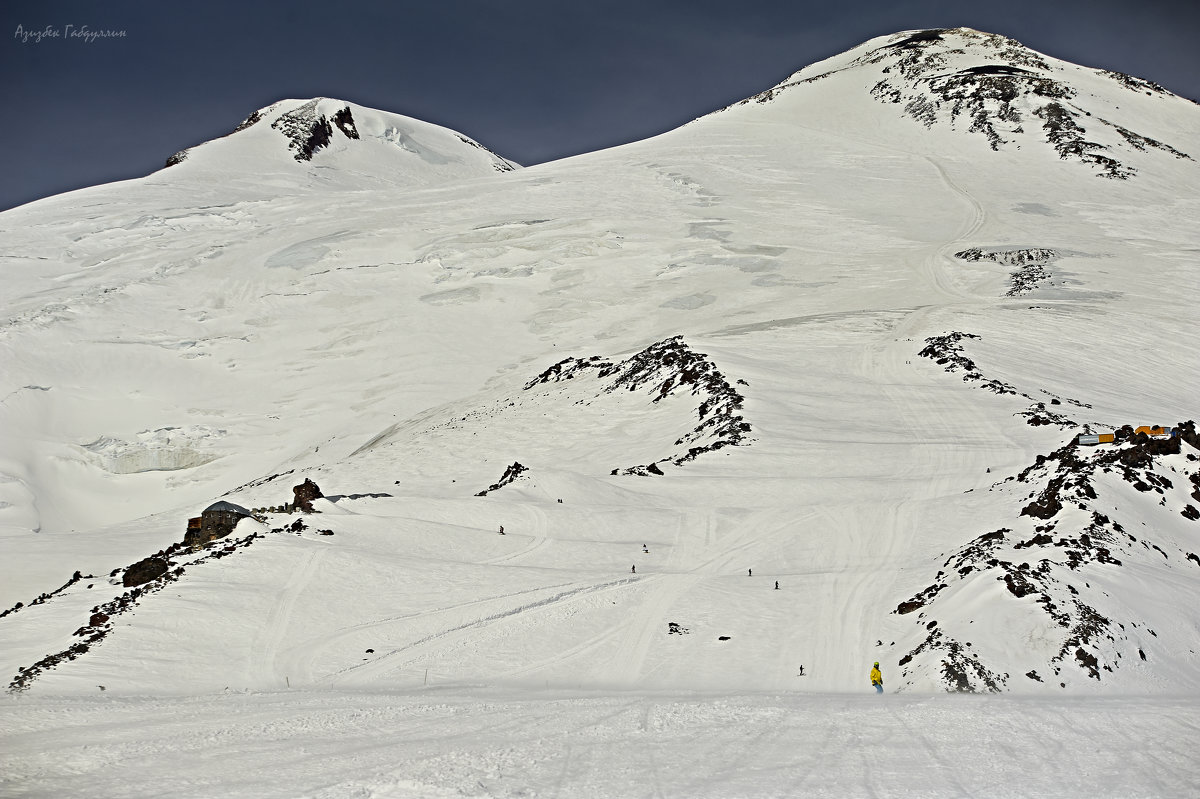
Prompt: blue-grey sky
<box><xmin>2</xmin><ymin>0</ymin><xmax>1197</xmax><ymax>211</ymax></box>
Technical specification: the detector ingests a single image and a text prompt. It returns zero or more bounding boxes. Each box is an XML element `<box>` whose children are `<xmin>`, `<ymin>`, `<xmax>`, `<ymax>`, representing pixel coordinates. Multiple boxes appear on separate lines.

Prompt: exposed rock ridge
<box><xmin>165</xmin><ymin>103</ymin><xmax>283</xmax><ymax>168</ymax></box>
<box><xmin>454</xmin><ymin>134</ymin><xmax>520</xmax><ymax>173</ymax></box>
<box><xmin>476</xmin><ymin>462</ymin><xmax>529</xmax><ymax>497</ymax></box>
<box><xmin>955</xmin><ymin>247</ymin><xmax>1060</xmax><ymax>296</ymax></box>
<box><xmin>525</xmin><ymin>335</ymin><xmax>752</xmax><ymax>475</ymax></box>
<box><xmin>919</xmin><ymin>331</ymin><xmax>1092</xmax><ymax>427</ymax></box>
<box><xmin>271</xmin><ymin>99</ymin><xmax>356</xmax><ymax>162</ymax></box>
<box><xmin>893</xmin><ymin>421</ymin><xmax>1200</xmax><ymax>693</ymax></box>
<box><xmin>733</xmin><ymin>28</ymin><xmax>1191</xmax><ymax>179</ymax></box>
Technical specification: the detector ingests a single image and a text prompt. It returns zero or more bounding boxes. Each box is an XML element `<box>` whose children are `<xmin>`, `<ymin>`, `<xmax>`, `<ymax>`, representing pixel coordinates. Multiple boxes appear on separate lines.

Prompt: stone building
<box><xmin>185</xmin><ymin>500</ymin><xmax>251</xmax><ymax>548</ymax></box>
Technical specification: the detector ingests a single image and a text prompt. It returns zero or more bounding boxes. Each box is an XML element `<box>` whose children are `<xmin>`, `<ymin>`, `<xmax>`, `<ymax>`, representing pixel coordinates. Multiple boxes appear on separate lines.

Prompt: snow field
<box><xmin>2</xmin><ymin>26</ymin><xmax>1200</xmax><ymax>797</ymax></box>
<box><xmin>3</xmin><ymin>689</ymin><xmax>1197</xmax><ymax>799</ymax></box>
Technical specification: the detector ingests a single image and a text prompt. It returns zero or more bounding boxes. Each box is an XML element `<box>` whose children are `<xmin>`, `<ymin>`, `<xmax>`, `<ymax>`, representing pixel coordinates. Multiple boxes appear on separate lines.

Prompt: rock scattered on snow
<box><xmin>955</xmin><ymin>247</ymin><xmax>1060</xmax><ymax>296</ymax></box>
<box><xmin>894</xmin><ymin>421</ymin><xmax>1200</xmax><ymax>692</ymax></box>
<box><xmin>919</xmin><ymin>332</ymin><xmax>1093</xmax><ymax>427</ymax></box>
<box><xmin>526</xmin><ymin>335</ymin><xmax>752</xmax><ymax>475</ymax></box>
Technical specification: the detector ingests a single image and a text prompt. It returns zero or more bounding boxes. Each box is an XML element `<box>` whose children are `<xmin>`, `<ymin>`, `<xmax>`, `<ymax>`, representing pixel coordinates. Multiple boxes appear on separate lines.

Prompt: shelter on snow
<box><xmin>185</xmin><ymin>500</ymin><xmax>252</xmax><ymax>548</ymax></box>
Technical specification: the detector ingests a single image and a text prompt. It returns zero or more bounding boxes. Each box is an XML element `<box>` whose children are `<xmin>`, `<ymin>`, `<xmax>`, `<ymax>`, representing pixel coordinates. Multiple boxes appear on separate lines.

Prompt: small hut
<box><xmin>1134</xmin><ymin>425</ymin><xmax>1172</xmax><ymax>438</ymax></box>
<box><xmin>185</xmin><ymin>500</ymin><xmax>251</xmax><ymax>548</ymax></box>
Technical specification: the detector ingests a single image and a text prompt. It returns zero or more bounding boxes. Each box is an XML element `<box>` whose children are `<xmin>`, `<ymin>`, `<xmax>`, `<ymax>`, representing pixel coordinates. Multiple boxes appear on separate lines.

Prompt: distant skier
<box><xmin>499</xmin><ymin>526</ymin><xmax>505</xmax><ymax>535</ymax></box>
<box><xmin>748</xmin><ymin>568</ymin><xmax>752</xmax><ymax>577</ymax></box>
<box><xmin>631</xmin><ymin>565</ymin><xmax>636</xmax><ymax>574</ymax></box>
<box><xmin>871</xmin><ymin>662</ymin><xmax>884</xmax><ymax>694</ymax></box>
<box><xmin>774</xmin><ymin>580</ymin><xmax>779</xmax><ymax>590</ymax></box>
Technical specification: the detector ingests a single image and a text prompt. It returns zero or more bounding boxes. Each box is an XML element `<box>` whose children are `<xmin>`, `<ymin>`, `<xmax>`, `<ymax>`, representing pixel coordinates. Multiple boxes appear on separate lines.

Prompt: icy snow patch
<box><xmin>81</xmin><ymin>426</ymin><xmax>225</xmax><ymax>474</ymax></box>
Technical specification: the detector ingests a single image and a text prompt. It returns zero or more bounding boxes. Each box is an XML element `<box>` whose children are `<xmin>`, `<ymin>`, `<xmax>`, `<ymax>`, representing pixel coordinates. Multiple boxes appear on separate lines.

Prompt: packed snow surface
<box><xmin>4</xmin><ymin>689</ymin><xmax>1197</xmax><ymax>798</ymax></box>
<box><xmin>1</xmin><ymin>27</ymin><xmax>1199</xmax><ymax>797</ymax></box>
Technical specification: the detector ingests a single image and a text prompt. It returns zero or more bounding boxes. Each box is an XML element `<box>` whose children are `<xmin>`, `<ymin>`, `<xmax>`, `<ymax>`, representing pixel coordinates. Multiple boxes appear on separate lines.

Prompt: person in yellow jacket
<box><xmin>870</xmin><ymin>662</ymin><xmax>883</xmax><ymax>694</ymax></box>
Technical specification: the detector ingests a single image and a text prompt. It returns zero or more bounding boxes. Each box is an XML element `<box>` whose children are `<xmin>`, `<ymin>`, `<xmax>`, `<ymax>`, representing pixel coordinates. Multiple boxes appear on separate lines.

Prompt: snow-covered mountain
<box><xmin>162</xmin><ymin>97</ymin><xmax>518</xmax><ymax>189</ymax></box>
<box><xmin>1</xmin><ymin>25</ymin><xmax>1197</xmax><ymax>720</ymax></box>
<box><xmin>727</xmin><ymin>28</ymin><xmax>1194</xmax><ymax>180</ymax></box>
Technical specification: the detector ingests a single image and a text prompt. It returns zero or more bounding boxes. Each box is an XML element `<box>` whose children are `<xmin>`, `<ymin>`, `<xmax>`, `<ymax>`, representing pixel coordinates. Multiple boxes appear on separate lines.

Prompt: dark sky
<box><xmin>2</xmin><ymin>0</ymin><xmax>1197</xmax><ymax>211</ymax></box>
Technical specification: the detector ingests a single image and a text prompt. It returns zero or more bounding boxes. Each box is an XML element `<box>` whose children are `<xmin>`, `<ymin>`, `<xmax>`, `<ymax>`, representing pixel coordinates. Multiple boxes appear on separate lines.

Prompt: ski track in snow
<box><xmin>321</xmin><ymin>577</ymin><xmax>642</xmax><ymax>688</ymax></box>
<box><xmin>254</xmin><ymin>540</ymin><xmax>331</xmax><ymax>685</ymax></box>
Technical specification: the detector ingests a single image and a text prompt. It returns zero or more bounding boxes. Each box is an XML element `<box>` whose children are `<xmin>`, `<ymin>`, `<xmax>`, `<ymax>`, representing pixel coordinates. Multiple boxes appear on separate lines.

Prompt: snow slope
<box><xmin>161</xmin><ymin>97</ymin><xmax>518</xmax><ymax>190</ymax></box>
<box><xmin>4</xmin><ymin>689</ymin><xmax>1197</xmax><ymax>798</ymax></box>
<box><xmin>1</xmin><ymin>27</ymin><xmax>1199</xmax><ymax>797</ymax></box>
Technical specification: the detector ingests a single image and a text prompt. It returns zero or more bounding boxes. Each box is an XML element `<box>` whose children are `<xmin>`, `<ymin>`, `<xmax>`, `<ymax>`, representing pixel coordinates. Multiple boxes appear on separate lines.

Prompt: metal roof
<box><xmin>203</xmin><ymin>500</ymin><xmax>251</xmax><ymax>516</ymax></box>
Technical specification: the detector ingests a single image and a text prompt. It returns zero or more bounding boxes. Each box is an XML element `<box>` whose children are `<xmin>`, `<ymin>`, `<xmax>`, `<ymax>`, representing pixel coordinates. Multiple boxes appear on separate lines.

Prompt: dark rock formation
<box><xmin>332</xmin><ymin>107</ymin><xmax>359</xmax><ymax>139</ymax></box>
<box><xmin>9</xmin><ymin>517</ymin><xmax>309</xmax><ymax>693</ymax></box>
<box><xmin>271</xmin><ymin>100</ymin><xmax>346</xmax><ymax>162</ymax></box>
<box><xmin>123</xmin><ymin>557</ymin><xmax>168</xmax><ymax>587</ymax></box>
<box><xmin>476</xmin><ymin>462</ymin><xmax>529</xmax><ymax>497</ymax></box>
<box><xmin>955</xmin><ymin>247</ymin><xmax>1060</xmax><ymax>296</ymax></box>
<box><xmin>919</xmin><ymin>332</ymin><xmax>1091</xmax><ymax>427</ymax></box>
<box><xmin>732</xmin><ymin>28</ymin><xmax>1190</xmax><ymax>179</ymax></box>
<box><xmin>894</xmin><ymin>422</ymin><xmax>1198</xmax><ymax>692</ymax></box>
<box><xmin>293</xmin><ymin>479</ymin><xmax>323</xmax><ymax>512</ymax></box>
<box><xmin>527</xmin><ymin>336</ymin><xmax>752</xmax><ymax>475</ymax></box>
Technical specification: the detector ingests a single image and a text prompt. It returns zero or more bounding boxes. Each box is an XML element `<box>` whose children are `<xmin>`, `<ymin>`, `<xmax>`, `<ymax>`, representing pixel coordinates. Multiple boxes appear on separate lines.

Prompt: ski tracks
<box><xmin>252</xmin><ymin>541</ymin><xmax>330</xmax><ymax>686</ymax></box>
<box><xmin>320</xmin><ymin>576</ymin><xmax>639</xmax><ymax>688</ymax></box>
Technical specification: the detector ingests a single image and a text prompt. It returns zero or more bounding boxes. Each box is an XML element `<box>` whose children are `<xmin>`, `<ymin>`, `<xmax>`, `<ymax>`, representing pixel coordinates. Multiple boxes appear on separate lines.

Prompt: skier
<box><xmin>774</xmin><ymin>580</ymin><xmax>779</xmax><ymax>590</ymax></box>
<box><xmin>631</xmin><ymin>565</ymin><xmax>636</xmax><ymax>574</ymax></box>
<box><xmin>499</xmin><ymin>525</ymin><xmax>505</xmax><ymax>535</ymax></box>
<box><xmin>870</xmin><ymin>662</ymin><xmax>884</xmax><ymax>694</ymax></box>
<box><xmin>748</xmin><ymin>568</ymin><xmax>752</xmax><ymax>577</ymax></box>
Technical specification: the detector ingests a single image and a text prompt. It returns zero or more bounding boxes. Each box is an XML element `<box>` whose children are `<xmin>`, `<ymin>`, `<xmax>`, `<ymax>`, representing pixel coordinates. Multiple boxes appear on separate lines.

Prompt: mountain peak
<box><xmin>161</xmin><ymin>97</ymin><xmax>518</xmax><ymax>191</ymax></box>
<box><xmin>726</xmin><ymin>27</ymin><xmax>1194</xmax><ymax>179</ymax></box>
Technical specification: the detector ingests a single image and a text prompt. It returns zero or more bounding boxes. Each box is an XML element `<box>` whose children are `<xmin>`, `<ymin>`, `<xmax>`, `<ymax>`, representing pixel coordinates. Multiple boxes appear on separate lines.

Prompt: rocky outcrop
<box><xmin>526</xmin><ymin>336</ymin><xmax>752</xmax><ymax>475</ymax></box>
<box><xmin>955</xmin><ymin>247</ymin><xmax>1060</xmax><ymax>296</ymax></box>
<box><xmin>893</xmin><ymin>421</ymin><xmax>1200</xmax><ymax>692</ymax></box>
<box><xmin>293</xmin><ymin>479</ymin><xmax>323</xmax><ymax>512</ymax></box>
<box><xmin>122</xmin><ymin>557</ymin><xmax>168</xmax><ymax>587</ymax></box>
<box><xmin>271</xmin><ymin>100</ymin><xmax>357</xmax><ymax>162</ymax></box>
<box><xmin>919</xmin><ymin>332</ymin><xmax>1091</xmax><ymax>427</ymax></box>
<box><xmin>732</xmin><ymin>28</ymin><xmax>1191</xmax><ymax>180</ymax></box>
<box><xmin>9</xmin><ymin>515</ymin><xmax>310</xmax><ymax>693</ymax></box>
<box><xmin>476</xmin><ymin>462</ymin><xmax>528</xmax><ymax>497</ymax></box>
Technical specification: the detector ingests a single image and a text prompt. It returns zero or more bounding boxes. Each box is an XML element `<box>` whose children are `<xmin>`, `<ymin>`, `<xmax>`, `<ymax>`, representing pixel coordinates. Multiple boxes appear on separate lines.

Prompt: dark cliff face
<box><xmin>271</xmin><ymin>100</ymin><xmax>359</xmax><ymax>162</ymax></box>
<box><xmin>163</xmin><ymin>101</ymin><xmax>362</xmax><ymax>168</ymax></box>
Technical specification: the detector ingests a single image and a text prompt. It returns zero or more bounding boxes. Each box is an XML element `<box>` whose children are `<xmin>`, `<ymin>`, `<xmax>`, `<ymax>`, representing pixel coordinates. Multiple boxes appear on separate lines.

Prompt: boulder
<box><xmin>293</xmin><ymin>478</ymin><xmax>323</xmax><ymax>512</ymax></box>
<box><xmin>123</xmin><ymin>557</ymin><xmax>168</xmax><ymax>587</ymax></box>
